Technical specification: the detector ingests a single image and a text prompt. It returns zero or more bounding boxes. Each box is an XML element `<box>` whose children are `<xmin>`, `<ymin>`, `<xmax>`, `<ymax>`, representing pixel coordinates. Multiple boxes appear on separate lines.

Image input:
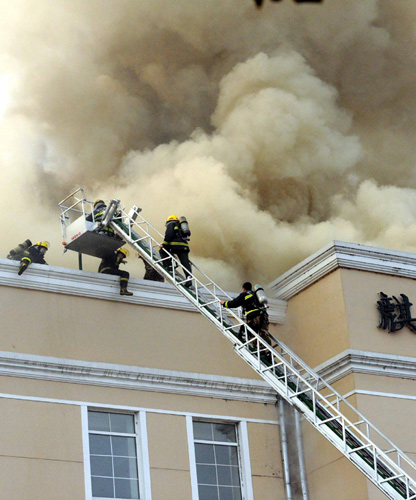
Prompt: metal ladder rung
<box><xmin>379</xmin><ymin>474</ymin><xmax>405</xmax><ymax>484</ymax></box>
<box><xmin>346</xmin><ymin>420</ymin><xmax>366</xmax><ymax>429</ymax></box>
<box><xmin>200</xmin><ymin>299</ymin><xmax>220</xmax><ymax>307</ymax></box>
<box><xmin>347</xmin><ymin>443</ymin><xmax>373</xmax><ymax>454</ymax></box>
<box><xmin>317</xmin><ymin>415</ymin><xmax>342</xmax><ymax>426</ymax></box>
<box><xmin>289</xmin><ymin>388</ymin><xmax>313</xmax><ymax>399</ymax></box>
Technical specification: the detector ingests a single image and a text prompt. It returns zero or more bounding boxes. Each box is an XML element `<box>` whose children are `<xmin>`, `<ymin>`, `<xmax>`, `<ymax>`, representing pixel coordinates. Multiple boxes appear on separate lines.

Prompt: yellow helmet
<box><xmin>94</xmin><ymin>199</ymin><xmax>105</xmax><ymax>209</ymax></box>
<box><xmin>35</xmin><ymin>241</ymin><xmax>50</xmax><ymax>250</ymax></box>
<box><xmin>166</xmin><ymin>214</ymin><xmax>178</xmax><ymax>222</ymax></box>
<box><xmin>117</xmin><ymin>247</ymin><xmax>128</xmax><ymax>257</ymax></box>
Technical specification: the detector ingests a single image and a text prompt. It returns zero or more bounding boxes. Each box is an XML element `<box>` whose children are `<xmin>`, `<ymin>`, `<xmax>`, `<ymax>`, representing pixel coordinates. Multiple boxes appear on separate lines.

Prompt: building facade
<box><xmin>0</xmin><ymin>240</ymin><xmax>415</xmax><ymax>500</ymax></box>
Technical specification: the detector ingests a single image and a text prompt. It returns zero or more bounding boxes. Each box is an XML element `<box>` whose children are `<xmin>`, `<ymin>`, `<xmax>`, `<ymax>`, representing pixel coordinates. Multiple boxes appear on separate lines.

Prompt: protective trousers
<box><xmin>101</xmin><ymin>268</ymin><xmax>130</xmax><ymax>290</ymax></box>
<box><xmin>160</xmin><ymin>246</ymin><xmax>192</xmax><ymax>278</ymax></box>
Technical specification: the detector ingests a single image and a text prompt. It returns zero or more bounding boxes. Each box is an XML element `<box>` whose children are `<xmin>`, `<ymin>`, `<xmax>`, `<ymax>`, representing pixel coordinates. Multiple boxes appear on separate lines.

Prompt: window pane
<box><xmin>112</xmin><ymin>436</ymin><xmax>137</xmax><ymax>457</ymax></box>
<box><xmin>213</xmin><ymin>424</ymin><xmax>236</xmax><ymax>443</ymax></box>
<box><xmin>195</xmin><ymin>443</ymin><xmax>215</xmax><ymax>464</ymax></box>
<box><xmin>114</xmin><ymin>478</ymin><xmax>139</xmax><ymax>499</ymax></box>
<box><xmin>110</xmin><ymin>413</ymin><xmax>135</xmax><ymax>434</ymax></box>
<box><xmin>91</xmin><ymin>455</ymin><xmax>113</xmax><ymax>477</ymax></box>
<box><xmin>197</xmin><ymin>464</ymin><xmax>217</xmax><ymax>485</ymax></box>
<box><xmin>215</xmin><ymin>445</ymin><xmax>238</xmax><ymax>466</ymax></box>
<box><xmin>218</xmin><ymin>486</ymin><xmax>233</xmax><ymax>500</ymax></box>
<box><xmin>231</xmin><ymin>466</ymin><xmax>240</xmax><ymax>487</ymax></box>
<box><xmin>193</xmin><ymin>421</ymin><xmax>213</xmax><ymax>441</ymax></box>
<box><xmin>91</xmin><ymin>476</ymin><xmax>114</xmax><ymax>498</ymax></box>
<box><xmin>219</xmin><ymin>486</ymin><xmax>242</xmax><ymax>500</ymax></box>
<box><xmin>217</xmin><ymin>465</ymin><xmax>232</xmax><ymax>486</ymax></box>
<box><xmin>114</xmin><ymin>457</ymin><xmax>138</xmax><ymax>479</ymax></box>
<box><xmin>90</xmin><ymin>434</ymin><xmax>112</xmax><ymax>455</ymax></box>
<box><xmin>232</xmin><ymin>486</ymin><xmax>242</xmax><ymax>500</ymax></box>
<box><xmin>89</xmin><ymin>411</ymin><xmax>111</xmax><ymax>432</ymax></box>
<box><xmin>199</xmin><ymin>484</ymin><xmax>219</xmax><ymax>500</ymax></box>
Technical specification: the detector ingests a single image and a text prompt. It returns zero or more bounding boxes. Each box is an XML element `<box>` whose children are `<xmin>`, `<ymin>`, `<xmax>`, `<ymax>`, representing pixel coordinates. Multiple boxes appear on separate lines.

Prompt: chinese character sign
<box><xmin>377</xmin><ymin>292</ymin><xmax>416</xmax><ymax>333</ymax></box>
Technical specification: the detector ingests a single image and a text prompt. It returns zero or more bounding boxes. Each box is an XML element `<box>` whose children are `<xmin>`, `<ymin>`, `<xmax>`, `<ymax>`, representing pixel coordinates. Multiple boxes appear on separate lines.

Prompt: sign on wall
<box><xmin>377</xmin><ymin>292</ymin><xmax>416</xmax><ymax>333</ymax></box>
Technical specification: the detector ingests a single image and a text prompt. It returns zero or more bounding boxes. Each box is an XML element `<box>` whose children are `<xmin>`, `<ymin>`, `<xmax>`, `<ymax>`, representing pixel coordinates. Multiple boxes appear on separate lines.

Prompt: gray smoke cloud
<box><xmin>1</xmin><ymin>0</ymin><xmax>416</xmax><ymax>289</ymax></box>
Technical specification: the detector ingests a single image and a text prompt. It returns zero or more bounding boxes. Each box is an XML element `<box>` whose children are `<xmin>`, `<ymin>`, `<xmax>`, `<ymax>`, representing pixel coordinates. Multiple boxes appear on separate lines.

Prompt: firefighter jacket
<box><xmin>223</xmin><ymin>290</ymin><xmax>263</xmax><ymax>320</ymax></box>
<box><xmin>98</xmin><ymin>252</ymin><xmax>123</xmax><ymax>273</ymax></box>
<box><xmin>86</xmin><ymin>206</ymin><xmax>117</xmax><ymax>237</ymax></box>
<box><xmin>162</xmin><ymin>220</ymin><xmax>189</xmax><ymax>250</ymax></box>
<box><xmin>20</xmin><ymin>246</ymin><xmax>48</xmax><ymax>267</ymax></box>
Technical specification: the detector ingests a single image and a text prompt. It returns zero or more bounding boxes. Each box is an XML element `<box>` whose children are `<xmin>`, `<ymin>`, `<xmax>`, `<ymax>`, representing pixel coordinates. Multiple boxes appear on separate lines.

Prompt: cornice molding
<box><xmin>0</xmin><ymin>259</ymin><xmax>286</xmax><ymax>323</ymax></box>
<box><xmin>0</xmin><ymin>351</ymin><xmax>277</xmax><ymax>404</ymax></box>
<box><xmin>268</xmin><ymin>241</ymin><xmax>416</xmax><ymax>300</ymax></box>
<box><xmin>314</xmin><ymin>349</ymin><xmax>416</xmax><ymax>385</ymax></box>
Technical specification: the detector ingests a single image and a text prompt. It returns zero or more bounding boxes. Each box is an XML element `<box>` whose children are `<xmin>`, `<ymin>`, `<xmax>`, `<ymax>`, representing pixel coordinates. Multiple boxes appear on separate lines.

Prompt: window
<box><xmin>88</xmin><ymin>410</ymin><xmax>140</xmax><ymax>499</ymax></box>
<box><xmin>193</xmin><ymin>421</ymin><xmax>242</xmax><ymax>500</ymax></box>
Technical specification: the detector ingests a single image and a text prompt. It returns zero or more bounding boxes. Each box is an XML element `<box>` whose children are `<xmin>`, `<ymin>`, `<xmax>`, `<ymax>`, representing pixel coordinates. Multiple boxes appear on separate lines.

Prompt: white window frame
<box><xmin>81</xmin><ymin>406</ymin><xmax>152</xmax><ymax>500</ymax></box>
<box><xmin>186</xmin><ymin>416</ymin><xmax>254</xmax><ymax>500</ymax></box>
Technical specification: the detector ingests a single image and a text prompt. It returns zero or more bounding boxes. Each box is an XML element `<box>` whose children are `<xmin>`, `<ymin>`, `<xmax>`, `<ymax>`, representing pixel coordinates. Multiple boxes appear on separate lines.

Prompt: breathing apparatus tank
<box><xmin>7</xmin><ymin>239</ymin><xmax>32</xmax><ymax>260</ymax></box>
<box><xmin>179</xmin><ymin>216</ymin><xmax>191</xmax><ymax>240</ymax></box>
<box><xmin>254</xmin><ymin>284</ymin><xmax>268</xmax><ymax>309</ymax></box>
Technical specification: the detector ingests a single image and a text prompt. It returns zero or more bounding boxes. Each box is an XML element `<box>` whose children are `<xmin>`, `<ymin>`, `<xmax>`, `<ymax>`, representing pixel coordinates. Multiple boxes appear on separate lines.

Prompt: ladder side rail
<box><xmin>114</xmin><ymin>206</ymin><xmax>236</xmax><ymax>302</ymax></box>
<box><xmin>266</xmin><ymin>336</ymin><xmax>416</xmax><ymax>479</ymax></box>
<box><xmin>108</xmin><ymin>206</ymin><xmax>416</xmax><ymax>498</ymax></box>
<box><xmin>109</xmin><ymin>216</ymin><xmax>233</xmax><ymax>317</ymax></box>
<box><xmin>268</xmin><ymin>333</ymin><xmax>416</xmax><ymax>472</ymax></box>
<box><xmin>235</xmin><ymin>342</ymin><xmax>416</xmax><ymax>500</ymax></box>
<box><xmin>110</xmin><ymin>209</ymin><xmax>236</xmax><ymax>311</ymax></box>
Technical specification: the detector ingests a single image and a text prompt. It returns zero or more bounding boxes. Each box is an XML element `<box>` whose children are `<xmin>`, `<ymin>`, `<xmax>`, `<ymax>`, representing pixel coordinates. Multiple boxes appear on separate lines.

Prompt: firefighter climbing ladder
<box><xmin>59</xmin><ymin>190</ymin><xmax>416</xmax><ymax>500</ymax></box>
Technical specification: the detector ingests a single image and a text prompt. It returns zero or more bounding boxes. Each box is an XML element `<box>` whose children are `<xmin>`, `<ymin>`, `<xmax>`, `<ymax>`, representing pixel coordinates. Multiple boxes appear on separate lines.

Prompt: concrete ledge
<box><xmin>268</xmin><ymin>241</ymin><xmax>416</xmax><ymax>300</ymax></box>
<box><xmin>0</xmin><ymin>259</ymin><xmax>286</xmax><ymax>323</ymax></box>
<box><xmin>0</xmin><ymin>351</ymin><xmax>277</xmax><ymax>404</ymax></box>
<box><xmin>315</xmin><ymin>349</ymin><xmax>416</xmax><ymax>384</ymax></box>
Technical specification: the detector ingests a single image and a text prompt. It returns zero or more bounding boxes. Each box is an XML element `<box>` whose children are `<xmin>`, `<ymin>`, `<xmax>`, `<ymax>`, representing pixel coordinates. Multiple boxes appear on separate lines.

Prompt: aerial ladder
<box><xmin>59</xmin><ymin>189</ymin><xmax>416</xmax><ymax>500</ymax></box>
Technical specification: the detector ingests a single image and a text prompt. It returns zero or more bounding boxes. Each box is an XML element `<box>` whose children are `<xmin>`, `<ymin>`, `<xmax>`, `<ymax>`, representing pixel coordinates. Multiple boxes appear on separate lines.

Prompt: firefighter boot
<box><xmin>120</xmin><ymin>280</ymin><xmax>133</xmax><ymax>296</ymax></box>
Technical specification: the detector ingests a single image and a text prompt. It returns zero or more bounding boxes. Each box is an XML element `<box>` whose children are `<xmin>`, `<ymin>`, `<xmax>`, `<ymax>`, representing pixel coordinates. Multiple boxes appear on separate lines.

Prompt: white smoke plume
<box><xmin>1</xmin><ymin>0</ymin><xmax>416</xmax><ymax>289</ymax></box>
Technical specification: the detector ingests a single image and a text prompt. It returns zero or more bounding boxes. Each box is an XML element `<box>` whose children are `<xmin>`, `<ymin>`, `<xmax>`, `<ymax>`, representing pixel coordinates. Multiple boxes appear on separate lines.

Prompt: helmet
<box><xmin>35</xmin><ymin>241</ymin><xmax>50</xmax><ymax>250</ymax></box>
<box><xmin>94</xmin><ymin>199</ymin><xmax>106</xmax><ymax>209</ymax></box>
<box><xmin>117</xmin><ymin>247</ymin><xmax>128</xmax><ymax>257</ymax></box>
<box><xmin>166</xmin><ymin>214</ymin><xmax>178</xmax><ymax>222</ymax></box>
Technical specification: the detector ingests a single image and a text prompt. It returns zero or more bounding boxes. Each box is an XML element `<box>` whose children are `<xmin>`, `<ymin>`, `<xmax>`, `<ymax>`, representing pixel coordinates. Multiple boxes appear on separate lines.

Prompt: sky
<box><xmin>1</xmin><ymin>0</ymin><xmax>416</xmax><ymax>290</ymax></box>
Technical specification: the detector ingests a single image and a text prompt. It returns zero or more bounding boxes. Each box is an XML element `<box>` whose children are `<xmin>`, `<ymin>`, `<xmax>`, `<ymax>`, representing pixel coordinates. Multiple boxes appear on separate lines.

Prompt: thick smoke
<box><xmin>1</xmin><ymin>0</ymin><xmax>416</xmax><ymax>289</ymax></box>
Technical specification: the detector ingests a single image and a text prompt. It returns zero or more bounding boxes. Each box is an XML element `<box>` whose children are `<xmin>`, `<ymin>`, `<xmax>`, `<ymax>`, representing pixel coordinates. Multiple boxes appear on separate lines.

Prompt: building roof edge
<box><xmin>267</xmin><ymin>241</ymin><xmax>416</xmax><ymax>300</ymax></box>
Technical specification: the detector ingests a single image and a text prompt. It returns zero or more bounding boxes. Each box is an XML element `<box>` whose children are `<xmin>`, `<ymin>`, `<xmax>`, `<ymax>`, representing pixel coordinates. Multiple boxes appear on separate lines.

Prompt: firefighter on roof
<box><xmin>98</xmin><ymin>247</ymin><xmax>133</xmax><ymax>296</ymax></box>
<box><xmin>159</xmin><ymin>215</ymin><xmax>192</xmax><ymax>287</ymax></box>
<box><xmin>221</xmin><ymin>282</ymin><xmax>270</xmax><ymax>345</ymax></box>
<box><xmin>12</xmin><ymin>241</ymin><xmax>50</xmax><ymax>275</ymax></box>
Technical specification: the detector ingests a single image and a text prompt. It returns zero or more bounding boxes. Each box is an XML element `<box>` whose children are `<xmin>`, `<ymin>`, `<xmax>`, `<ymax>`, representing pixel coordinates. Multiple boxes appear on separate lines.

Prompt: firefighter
<box><xmin>98</xmin><ymin>247</ymin><xmax>133</xmax><ymax>296</ymax></box>
<box><xmin>16</xmin><ymin>241</ymin><xmax>49</xmax><ymax>275</ymax></box>
<box><xmin>87</xmin><ymin>199</ymin><xmax>121</xmax><ymax>240</ymax></box>
<box><xmin>7</xmin><ymin>239</ymin><xmax>32</xmax><ymax>260</ymax></box>
<box><xmin>159</xmin><ymin>215</ymin><xmax>192</xmax><ymax>286</ymax></box>
<box><xmin>220</xmin><ymin>282</ymin><xmax>270</xmax><ymax>345</ymax></box>
<box><xmin>138</xmin><ymin>255</ymin><xmax>164</xmax><ymax>282</ymax></box>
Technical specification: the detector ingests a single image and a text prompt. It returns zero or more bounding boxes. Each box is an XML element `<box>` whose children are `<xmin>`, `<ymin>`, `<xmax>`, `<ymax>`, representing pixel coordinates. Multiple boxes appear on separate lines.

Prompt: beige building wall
<box><xmin>0</xmin><ymin>399</ymin><xmax>85</xmax><ymax>500</ymax></box>
<box><xmin>272</xmin><ymin>244</ymin><xmax>416</xmax><ymax>500</ymax></box>
<box><xmin>4</xmin><ymin>241</ymin><xmax>416</xmax><ymax>500</ymax></box>
<box><xmin>279</xmin><ymin>269</ymin><xmax>350</xmax><ymax>369</ymax></box>
<box><xmin>0</xmin><ymin>285</ymin><xmax>260</xmax><ymax>379</ymax></box>
<box><xmin>0</xmin><ymin>261</ymin><xmax>285</xmax><ymax>500</ymax></box>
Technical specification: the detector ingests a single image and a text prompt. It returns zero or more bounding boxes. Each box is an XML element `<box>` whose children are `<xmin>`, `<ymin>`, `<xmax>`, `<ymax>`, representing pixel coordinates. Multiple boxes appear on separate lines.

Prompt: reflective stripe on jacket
<box><xmin>224</xmin><ymin>290</ymin><xmax>260</xmax><ymax>319</ymax></box>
